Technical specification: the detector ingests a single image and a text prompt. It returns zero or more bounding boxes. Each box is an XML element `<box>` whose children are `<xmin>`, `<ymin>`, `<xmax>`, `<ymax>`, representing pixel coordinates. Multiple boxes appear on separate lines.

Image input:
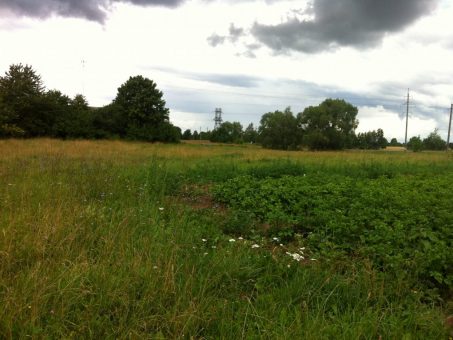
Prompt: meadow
<box><xmin>0</xmin><ymin>139</ymin><xmax>452</xmax><ymax>339</ymax></box>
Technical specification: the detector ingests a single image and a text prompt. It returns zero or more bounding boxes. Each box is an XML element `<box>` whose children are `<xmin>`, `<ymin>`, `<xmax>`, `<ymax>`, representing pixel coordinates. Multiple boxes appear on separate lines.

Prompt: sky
<box><xmin>1</xmin><ymin>0</ymin><xmax>453</xmax><ymax>141</ymax></box>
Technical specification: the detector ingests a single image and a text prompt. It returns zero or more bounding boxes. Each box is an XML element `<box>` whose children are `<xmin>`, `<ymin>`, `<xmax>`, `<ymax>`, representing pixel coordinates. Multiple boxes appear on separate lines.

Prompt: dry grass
<box><xmin>2</xmin><ymin>138</ymin><xmax>451</xmax><ymax>164</ymax></box>
<box><xmin>385</xmin><ymin>146</ymin><xmax>407</xmax><ymax>151</ymax></box>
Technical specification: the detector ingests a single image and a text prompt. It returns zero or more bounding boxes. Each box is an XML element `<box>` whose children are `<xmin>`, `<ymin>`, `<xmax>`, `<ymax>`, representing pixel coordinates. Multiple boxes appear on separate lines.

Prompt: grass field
<box><xmin>0</xmin><ymin>139</ymin><xmax>452</xmax><ymax>338</ymax></box>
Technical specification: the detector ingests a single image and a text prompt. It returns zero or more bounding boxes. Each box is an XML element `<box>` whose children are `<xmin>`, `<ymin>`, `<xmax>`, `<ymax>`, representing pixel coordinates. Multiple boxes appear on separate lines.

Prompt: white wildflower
<box><xmin>251</xmin><ymin>244</ymin><xmax>260</xmax><ymax>249</ymax></box>
<box><xmin>158</xmin><ymin>207</ymin><xmax>164</xmax><ymax>211</ymax></box>
<box><xmin>292</xmin><ymin>253</ymin><xmax>304</xmax><ymax>261</ymax></box>
<box><xmin>229</xmin><ymin>239</ymin><xmax>236</xmax><ymax>242</ymax></box>
<box><xmin>202</xmin><ymin>239</ymin><xmax>207</xmax><ymax>242</ymax></box>
<box><xmin>287</xmin><ymin>252</ymin><xmax>304</xmax><ymax>262</ymax></box>
<box><xmin>238</xmin><ymin>237</ymin><xmax>244</xmax><ymax>240</ymax></box>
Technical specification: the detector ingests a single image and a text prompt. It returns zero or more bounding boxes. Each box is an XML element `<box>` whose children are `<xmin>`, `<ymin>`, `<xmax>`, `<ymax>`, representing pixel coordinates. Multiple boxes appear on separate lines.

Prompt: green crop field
<box><xmin>1</xmin><ymin>139</ymin><xmax>452</xmax><ymax>338</ymax></box>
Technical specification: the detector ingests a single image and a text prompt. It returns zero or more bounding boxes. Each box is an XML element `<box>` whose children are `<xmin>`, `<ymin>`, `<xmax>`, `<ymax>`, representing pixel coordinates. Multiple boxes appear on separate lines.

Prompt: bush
<box><xmin>407</xmin><ymin>136</ymin><xmax>423</xmax><ymax>152</ymax></box>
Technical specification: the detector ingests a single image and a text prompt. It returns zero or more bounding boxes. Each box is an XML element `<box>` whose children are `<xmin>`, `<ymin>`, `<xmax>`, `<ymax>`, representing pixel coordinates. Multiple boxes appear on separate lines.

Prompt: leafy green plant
<box><xmin>213</xmin><ymin>173</ymin><xmax>453</xmax><ymax>294</ymax></box>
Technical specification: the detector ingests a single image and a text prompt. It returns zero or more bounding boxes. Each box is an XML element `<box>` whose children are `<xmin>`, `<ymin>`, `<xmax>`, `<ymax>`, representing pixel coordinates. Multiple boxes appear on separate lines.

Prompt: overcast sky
<box><xmin>1</xmin><ymin>0</ymin><xmax>453</xmax><ymax>141</ymax></box>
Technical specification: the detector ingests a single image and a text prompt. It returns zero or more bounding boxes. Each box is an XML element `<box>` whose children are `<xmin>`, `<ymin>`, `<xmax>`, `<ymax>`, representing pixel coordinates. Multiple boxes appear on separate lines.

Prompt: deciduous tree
<box><xmin>423</xmin><ymin>129</ymin><xmax>446</xmax><ymax>150</ymax></box>
<box><xmin>258</xmin><ymin>108</ymin><xmax>300</xmax><ymax>150</ymax></box>
<box><xmin>210</xmin><ymin>121</ymin><xmax>243</xmax><ymax>143</ymax></box>
<box><xmin>298</xmin><ymin>99</ymin><xmax>358</xmax><ymax>150</ymax></box>
<box><xmin>113</xmin><ymin>75</ymin><xmax>178</xmax><ymax>141</ymax></box>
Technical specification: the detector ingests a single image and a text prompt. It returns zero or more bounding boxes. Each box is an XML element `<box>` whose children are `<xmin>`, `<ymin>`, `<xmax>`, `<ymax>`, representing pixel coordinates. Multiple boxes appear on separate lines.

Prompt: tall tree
<box><xmin>0</xmin><ymin>64</ymin><xmax>47</xmax><ymax>136</ymax></box>
<box><xmin>113</xmin><ymin>75</ymin><xmax>175</xmax><ymax>141</ymax></box>
<box><xmin>298</xmin><ymin>99</ymin><xmax>358</xmax><ymax>150</ymax></box>
<box><xmin>258</xmin><ymin>108</ymin><xmax>300</xmax><ymax>150</ymax></box>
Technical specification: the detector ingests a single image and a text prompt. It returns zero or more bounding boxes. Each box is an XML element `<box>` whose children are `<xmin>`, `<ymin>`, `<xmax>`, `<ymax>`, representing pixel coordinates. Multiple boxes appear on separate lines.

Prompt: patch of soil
<box><xmin>178</xmin><ymin>184</ymin><xmax>226</xmax><ymax>212</ymax></box>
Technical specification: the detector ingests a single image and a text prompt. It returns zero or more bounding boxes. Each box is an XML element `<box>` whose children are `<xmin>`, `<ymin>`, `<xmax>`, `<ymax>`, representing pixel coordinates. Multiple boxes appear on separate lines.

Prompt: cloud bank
<box><xmin>0</xmin><ymin>0</ymin><xmax>185</xmax><ymax>22</ymax></box>
<box><xmin>251</xmin><ymin>0</ymin><xmax>439</xmax><ymax>53</ymax></box>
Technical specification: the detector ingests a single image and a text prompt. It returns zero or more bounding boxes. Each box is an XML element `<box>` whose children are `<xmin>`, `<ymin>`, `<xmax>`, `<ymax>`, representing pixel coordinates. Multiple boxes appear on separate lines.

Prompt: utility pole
<box><xmin>447</xmin><ymin>103</ymin><xmax>453</xmax><ymax>150</ymax></box>
<box><xmin>404</xmin><ymin>89</ymin><xmax>410</xmax><ymax>147</ymax></box>
<box><xmin>214</xmin><ymin>108</ymin><xmax>223</xmax><ymax>129</ymax></box>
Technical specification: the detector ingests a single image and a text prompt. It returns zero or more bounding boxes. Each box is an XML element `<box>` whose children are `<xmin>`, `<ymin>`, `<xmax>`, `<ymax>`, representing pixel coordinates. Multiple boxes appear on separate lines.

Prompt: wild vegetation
<box><xmin>0</xmin><ymin>139</ymin><xmax>452</xmax><ymax>338</ymax></box>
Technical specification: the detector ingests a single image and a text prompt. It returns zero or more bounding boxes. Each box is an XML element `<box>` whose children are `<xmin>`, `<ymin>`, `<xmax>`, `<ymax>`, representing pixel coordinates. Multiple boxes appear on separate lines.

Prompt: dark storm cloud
<box><xmin>252</xmin><ymin>0</ymin><xmax>439</xmax><ymax>53</ymax></box>
<box><xmin>0</xmin><ymin>0</ymin><xmax>186</xmax><ymax>22</ymax></box>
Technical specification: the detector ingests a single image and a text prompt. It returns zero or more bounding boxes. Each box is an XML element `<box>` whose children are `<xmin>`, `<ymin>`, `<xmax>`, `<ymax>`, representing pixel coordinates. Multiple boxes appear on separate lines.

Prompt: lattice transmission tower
<box><xmin>214</xmin><ymin>108</ymin><xmax>223</xmax><ymax>129</ymax></box>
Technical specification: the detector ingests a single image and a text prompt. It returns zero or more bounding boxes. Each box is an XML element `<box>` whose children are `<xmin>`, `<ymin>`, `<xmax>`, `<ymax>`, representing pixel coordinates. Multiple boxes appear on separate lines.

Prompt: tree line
<box><xmin>1</xmin><ymin>64</ymin><xmax>450</xmax><ymax>151</ymax></box>
<box><xmin>187</xmin><ymin>103</ymin><xmax>449</xmax><ymax>151</ymax></box>
<box><xmin>0</xmin><ymin>64</ymin><xmax>180</xmax><ymax>141</ymax></box>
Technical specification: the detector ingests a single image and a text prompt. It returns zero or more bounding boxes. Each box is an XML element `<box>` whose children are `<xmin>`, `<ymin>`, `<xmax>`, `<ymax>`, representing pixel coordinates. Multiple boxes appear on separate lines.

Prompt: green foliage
<box><xmin>48</xmin><ymin>91</ymin><xmax>95</xmax><ymax>139</ymax></box>
<box><xmin>210</xmin><ymin>121</ymin><xmax>243</xmax><ymax>143</ymax></box>
<box><xmin>199</xmin><ymin>130</ymin><xmax>212</xmax><ymax>140</ymax></box>
<box><xmin>214</xmin><ymin>173</ymin><xmax>453</xmax><ymax>292</ymax></box>
<box><xmin>243</xmin><ymin>123</ymin><xmax>258</xmax><ymax>143</ymax></box>
<box><xmin>407</xmin><ymin>136</ymin><xmax>423</xmax><ymax>152</ymax></box>
<box><xmin>246</xmin><ymin>160</ymin><xmax>305</xmax><ymax>179</ymax></box>
<box><xmin>182</xmin><ymin>129</ymin><xmax>192</xmax><ymax>140</ymax></box>
<box><xmin>258</xmin><ymin>107</ymin><xmax>301</xmax><ymax>150</ymax></box>
<box><xmin>423</xmin><ymin>129</ymin><xmax>446</xmax><ymax>150</ymax></box>
<box><xmin>389</xmin><ymin>138</ymin><xmax>402</xmax><ymax>146</ymax></box>
<box><xmin>0</xmin><ymin>64</ymin><xmax>49</xmax><ymax>137</ymax></box>
<box><xmin>0</xmin><ymin>95</ymin><xmax>25</xmax><ymax>137</ymax></box>
<box><xmin>298</xmin><ymin>98</ymin><xmax>358</xmax><ymax>150</ymax></box>
<box><xmin>92</xmin><ymin>103</ymin><xmax>127</xmax><ymax>138</ymax></box>
<box><xmin>113</xmin><ymin>75</ymin><xmax>179</xmax><ymax>142</ymax></box>
<box><xmin>0</xmin><ymin>64</ymin><xmax>181</xmax><ymax>142</ymax></box>
<box><xmin>356</xmin><ymin>128</ymin><xmax>387</xmax><ymax>149</ymax></box>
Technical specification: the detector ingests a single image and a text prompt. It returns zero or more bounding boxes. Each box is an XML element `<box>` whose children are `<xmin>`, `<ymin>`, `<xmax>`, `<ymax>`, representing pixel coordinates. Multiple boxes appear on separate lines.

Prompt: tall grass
<box><xmin>0</xmin><ymin>139</ymin><xmax>450</xmax><ymax>338</ymax></box>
